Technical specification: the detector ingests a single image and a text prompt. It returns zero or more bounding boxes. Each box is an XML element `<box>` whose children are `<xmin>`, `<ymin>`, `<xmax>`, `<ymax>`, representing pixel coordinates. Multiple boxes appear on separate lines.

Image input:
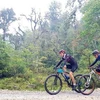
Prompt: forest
<box><xmin>0</xmin><ymin>0</ymin><xmax>100</xmax><ymax>90</ymax></box>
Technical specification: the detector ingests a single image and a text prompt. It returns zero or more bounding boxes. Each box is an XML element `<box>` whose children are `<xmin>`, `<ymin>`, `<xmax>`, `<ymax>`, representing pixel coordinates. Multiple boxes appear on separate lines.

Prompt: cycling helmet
<box><xmin>92</xmin><ymin>50</ymin><xmax>99</xmax><ymax>55</ymax></box>
<box><xmin>59</xmin><ymin>49</ymin><xmax>66</xmax><ymax>54</ymax></box>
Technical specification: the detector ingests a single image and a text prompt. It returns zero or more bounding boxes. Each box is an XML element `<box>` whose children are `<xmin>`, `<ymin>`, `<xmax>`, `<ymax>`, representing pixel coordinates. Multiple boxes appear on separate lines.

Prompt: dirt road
<box><xmin>0</xmin><ymin>89</ymin><xmax>100</xmax><ymax>100</ymax></box>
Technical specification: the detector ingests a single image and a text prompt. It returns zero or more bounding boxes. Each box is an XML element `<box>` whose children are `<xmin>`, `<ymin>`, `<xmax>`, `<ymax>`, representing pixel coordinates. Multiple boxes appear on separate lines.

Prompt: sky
<box><xmin>0</xmin><ymin>0</ymin><xmax>82</xmax><ymax>33</ymax></box>
<box><xmin>0</xmin><ymin>0</ymin><xmax>66</xmax><ymax>16</ymax></box>
<box><xmin>0</xmin><ymin>0</ymin><xmax>67</xmax><ymax>33</ymax></box>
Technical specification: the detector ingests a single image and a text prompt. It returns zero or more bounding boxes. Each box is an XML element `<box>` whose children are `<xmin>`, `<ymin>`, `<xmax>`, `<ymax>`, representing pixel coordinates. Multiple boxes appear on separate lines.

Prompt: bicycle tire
<box><xmin>44</xmin><ymin>74</ymin><xmax>62</xmax><ymax>95</ymax></box>
<box><xmin>70</xmin><ymin>74</ymin><xmax>82</xmax><ymax>93</ymax></box>
<box><xmin>78</xmin><ymin>75</ymin><xmax>95</xmax><ymax>95</ymax></box>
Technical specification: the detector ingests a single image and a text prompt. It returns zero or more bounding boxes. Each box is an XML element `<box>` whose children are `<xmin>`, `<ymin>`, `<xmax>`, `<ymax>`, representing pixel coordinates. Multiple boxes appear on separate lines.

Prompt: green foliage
<box><xmin>78</xmin><ymin>49</ymin><xmax>92</xmax><ymax>73</ymax></box>
<box><xmin>0</xmin><ymin>48</ymin><xmax>9</xmax><ymax>70</ymax></box>
<box><xmin>0</xmin><ymin>8</ymin><xmax>16</xmax><ymax>29</ymax></box>
<box><xmin>0</xmin><ymin>0</ymin><xmax>100</xmax><ymax>90</ymax></box>
<box><xmin>0</xmin><ymin>8</ymin><xmax>16</xmax><ymax>41</ymax></box>
<box><xmin>81</xmin><ymin>0</ymin><xmax>100</xmax><ymax>41</ymax></box>
<box><xmin>40</xmin><ymin>50</ymin><xmax>57</xmax><ymax>67</ymax></box>
<box><xmin>0</xmin><ymin>67</ymin><xmax>53</xmax><ymax>91</ymax></box>
<box><xmin>46</xmin><ymin>1</ymin><xmax>62</xmax><ymax>32</ymax></box>
<box><xmin>0</xmin><ymin>40</ymin><xmax>10</xmax><ymax>77</ymax></box>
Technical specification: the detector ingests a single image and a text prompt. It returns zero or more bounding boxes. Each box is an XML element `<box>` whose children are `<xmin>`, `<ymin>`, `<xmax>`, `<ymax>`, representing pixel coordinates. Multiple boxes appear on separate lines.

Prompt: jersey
<box><xmin>90</xmin><ymin>54</ymin><xmax>100</xmax><ymax>67</ymax></box>
<box><xmin>56</xmin><ymin>54</ymin><xmax>78</xmax><ymax>71</ymax></box>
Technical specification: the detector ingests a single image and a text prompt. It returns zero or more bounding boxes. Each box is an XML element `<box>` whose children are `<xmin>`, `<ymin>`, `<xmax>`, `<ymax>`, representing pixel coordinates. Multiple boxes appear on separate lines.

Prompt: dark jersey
<box><xmin>90</xmin><ymin>54</ymin><xmax>100</xmax><ymax>67</ymax></box>
<box><xmin>56</xmin><ymin>54</ymin><xmax>77</xmax><ymax>68</ymax></box>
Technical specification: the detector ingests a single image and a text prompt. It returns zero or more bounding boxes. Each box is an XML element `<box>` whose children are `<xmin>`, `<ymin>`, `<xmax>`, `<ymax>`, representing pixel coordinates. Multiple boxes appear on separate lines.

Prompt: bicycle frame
<box><xmin>78</xmin><ymin>68</ymin><xmax>96</xmax><ymax>95</ymax></box>
<box><xmin>44</xmin><ymin>67</ymin><xmax>82</xmax><ymax>95</ymax></box>
<box><xmin>91</xmin><ymin>68</ymin><xmax>100</xmax><ymax>78</ymax></box>
<box><xmin>85</xmin><ymin>67</ymin><xmax>100</xmax><ymax>85</ymax></box>
<box><xmin>56</xmin><ymin>68</ymin><xmax>72</xmax><ymax>87</ymax></box>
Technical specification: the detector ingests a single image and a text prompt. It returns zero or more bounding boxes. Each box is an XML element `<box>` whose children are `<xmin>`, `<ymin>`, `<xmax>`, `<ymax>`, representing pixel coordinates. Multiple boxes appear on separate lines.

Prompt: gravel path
<box><xmin>0</xmin><ymin>89</ymin><xmax>100</xmax><ymax>100</ymax></box>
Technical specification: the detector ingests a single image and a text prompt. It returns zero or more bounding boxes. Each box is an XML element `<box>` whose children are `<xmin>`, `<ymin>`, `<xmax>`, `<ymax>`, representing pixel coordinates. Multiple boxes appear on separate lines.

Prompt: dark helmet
<box><xmin>92</xmin><ymin>50</ymin><xmax>99</xmax><ymax>55</ymax></box>
<box><xmin>59</xmin><ymin>49</ymin><xmax>66</xmax><ymax>54</ymax></box>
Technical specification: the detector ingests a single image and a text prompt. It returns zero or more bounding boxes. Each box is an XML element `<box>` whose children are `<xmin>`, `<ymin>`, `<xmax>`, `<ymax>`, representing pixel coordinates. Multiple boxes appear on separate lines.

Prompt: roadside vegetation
<box><xmin>0</xmin><ymin>0</ymin><xmax>100</xmax><ymax>90</ymax></box>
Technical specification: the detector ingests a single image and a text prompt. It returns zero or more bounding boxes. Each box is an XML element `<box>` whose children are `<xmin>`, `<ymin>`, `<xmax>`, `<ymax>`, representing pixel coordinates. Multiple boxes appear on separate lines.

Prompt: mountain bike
<box><xmin>44</xmin><ymin>67</ymin><xmax>82</xmax><ymax>95</ymax></box>
<box><xmin>78</xmin><ymin>66</ymin><xmax>100</xmax><ymax>95</ymax></box>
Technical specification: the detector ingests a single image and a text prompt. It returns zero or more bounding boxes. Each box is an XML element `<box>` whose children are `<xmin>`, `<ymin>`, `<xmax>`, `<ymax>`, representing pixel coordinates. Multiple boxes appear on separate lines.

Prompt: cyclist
<box><xmin>55</xmin><ymin>49</ymin><xmax>78</xmax><ymax>90</ymax></box>
<box><xmin>89</xmin><ymin>50</ymin><xmax>100</xmax><ymax>74</ymax></box>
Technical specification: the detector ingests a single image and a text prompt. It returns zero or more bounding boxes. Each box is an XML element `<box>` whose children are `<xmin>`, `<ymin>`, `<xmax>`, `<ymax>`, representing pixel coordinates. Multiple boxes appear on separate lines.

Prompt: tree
<box><xmin>21</xmin><ymin>8</ymin><xmax>42</xmax><ymax>31</ymax></box>
<box><xmin>45</xmin><ymin>1</ymin><xmax>62</xmax><ymax>32</ymax></box>
<box><xmin>50</xmin><ymin>0</ymin><xmax>85</xmax><ymax>55</ymax></box>
<box><xmin>9</xmin><ymin>26</ymin><xmax>25</xmax><ymax>50</ymax></box>
<box><xmin>80</xmin><ymin>0</ymin><xmax>100</xmax><ymax>49</ymax></box>
<box><xmin>0</xmin><ymin>39</ymin><xmax>10</xmax><ymax>77</ymax></box>
<box><xmin>0</xmin><ymin>8</ymin><xmax>16</xmax><ymax>41</ymax></box>
<box><xmin>21</xmin><ymin>8</ymin><xmax>46</xmax><ymax>44</ymax></box>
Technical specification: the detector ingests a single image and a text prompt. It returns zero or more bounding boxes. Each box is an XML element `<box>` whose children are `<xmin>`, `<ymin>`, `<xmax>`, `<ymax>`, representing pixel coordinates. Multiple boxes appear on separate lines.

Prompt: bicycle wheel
<box><xmin>44</xmin><ymin>74</ymin><xmax>62</xmax><ymax>95</ymax></box>
<box><xmin>70</xmin><ymin>74</ymin><xmax>82</xmax><ymax>93</ymax></box>
<box><xmin>78</xmin><ymin>75</ymin><xmax>95</xmax><ymax>95</ymax></box>
<box><xmin>74</xmin><ymin>74</ymin><xmax>82</xmax><ymax>93</ymax></box>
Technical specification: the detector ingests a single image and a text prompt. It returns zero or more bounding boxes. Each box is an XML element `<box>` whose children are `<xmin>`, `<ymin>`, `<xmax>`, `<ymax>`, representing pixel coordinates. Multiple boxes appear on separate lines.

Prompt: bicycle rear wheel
<box><xmin>69</xmin><ymin>74</ymin><xmax>82</xmax><ymax>93</ymax></box>
<box><xmin>78</xmin><ymin>75</ymin><xmax>95</xmax><ymax>95</ymax></box>
<box><xmin>44</xmin><ymin>74</ymin><xmax>62</xmax><ymax>95</ymax></box>
<box><xmin>74</xmin><ymin>74</ymin><xmax>82</xmax><ymax>93</ymax></box>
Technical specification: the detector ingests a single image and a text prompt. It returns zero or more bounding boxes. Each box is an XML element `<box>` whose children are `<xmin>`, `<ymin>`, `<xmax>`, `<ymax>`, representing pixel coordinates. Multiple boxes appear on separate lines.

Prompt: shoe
<box><xmin>72</xmin><ymin>85</ymin><xmax>76</xmax><ymax>91</ymax></box>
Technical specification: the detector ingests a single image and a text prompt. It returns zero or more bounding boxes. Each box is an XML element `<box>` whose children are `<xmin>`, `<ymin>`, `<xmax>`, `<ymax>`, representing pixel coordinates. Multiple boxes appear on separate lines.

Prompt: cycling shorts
<box><xmin>63</xmin><ymin>64</ymin><xmax>78</xmax><ymax>73</ymax></box>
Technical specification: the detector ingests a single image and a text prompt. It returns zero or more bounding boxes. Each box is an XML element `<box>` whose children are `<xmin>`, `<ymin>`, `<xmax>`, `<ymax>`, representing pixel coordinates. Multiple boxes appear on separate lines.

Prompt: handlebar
<box><xmin>53</xmin><ymin>66</ymin><xmax>64</xmax><ymax>73</ymax></box>
<box><xmin>54</xmin><ymin>66</ymin><xmax>63</xmax><ymax>70</ymax></box>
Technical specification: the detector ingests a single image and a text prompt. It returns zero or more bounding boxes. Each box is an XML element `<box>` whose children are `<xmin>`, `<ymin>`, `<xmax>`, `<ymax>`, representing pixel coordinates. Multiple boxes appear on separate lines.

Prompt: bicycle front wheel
<box><xmin>44</xmin><ymin>74</ymin><xmax>62</xmax><ymax>95</ymax></box>
<box><xmin>78</xmin><ymin>75</ymin><xmax>95</xmax><ymax>95</ymax></box>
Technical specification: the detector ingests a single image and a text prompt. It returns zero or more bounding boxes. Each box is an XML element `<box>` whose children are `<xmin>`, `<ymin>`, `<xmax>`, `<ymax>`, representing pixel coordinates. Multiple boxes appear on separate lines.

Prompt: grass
<box><xmin>0</xmin><ymin>72</ymin><xmax>71</xmax><ymax>91</ymax></box>
<box><xmin>0</xmin><ymin>68</ymin><xmax>100</xmax><ymax>91</ymax></box>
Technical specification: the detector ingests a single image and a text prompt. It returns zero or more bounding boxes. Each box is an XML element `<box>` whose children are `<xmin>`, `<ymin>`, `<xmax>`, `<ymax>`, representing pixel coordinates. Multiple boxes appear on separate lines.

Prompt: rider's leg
<box><xmin>69</xmin><ymin>71</ymin><xmax>76</xmax><ymax>85</ymax></box>
<box><xmin>63</xmin><ymin>65</ymin><xmax>69</xmax><ymax>76</ymax></box>
<box><xmin>70</xmin><ymin>65</ymin><xmax>78</xmax><ymax>90</ymax></box>
<box><xmin>69</xmin><ymin>71</ymin><xmax>76</xmax><ymax>90</ymax></box>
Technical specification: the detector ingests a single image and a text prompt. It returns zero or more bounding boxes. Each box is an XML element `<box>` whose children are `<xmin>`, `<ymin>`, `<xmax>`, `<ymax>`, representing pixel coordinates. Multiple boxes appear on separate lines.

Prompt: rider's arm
<box><xmin>55</xmin><ymin>58</ymin><xmax>64</xmax><ymax>68</ymax></box>
<box><xmin>89</xmin><ymin>58</ymin><xmax>98</xmax><ymax>67</ymax></box>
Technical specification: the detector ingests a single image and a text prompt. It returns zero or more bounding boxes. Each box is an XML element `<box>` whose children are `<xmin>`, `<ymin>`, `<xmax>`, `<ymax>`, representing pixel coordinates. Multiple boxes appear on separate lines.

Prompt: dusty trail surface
<box><xmin>0</xmin><ymin>89</ymin><xmax>100</xmax><ymax>100</ymax></box>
